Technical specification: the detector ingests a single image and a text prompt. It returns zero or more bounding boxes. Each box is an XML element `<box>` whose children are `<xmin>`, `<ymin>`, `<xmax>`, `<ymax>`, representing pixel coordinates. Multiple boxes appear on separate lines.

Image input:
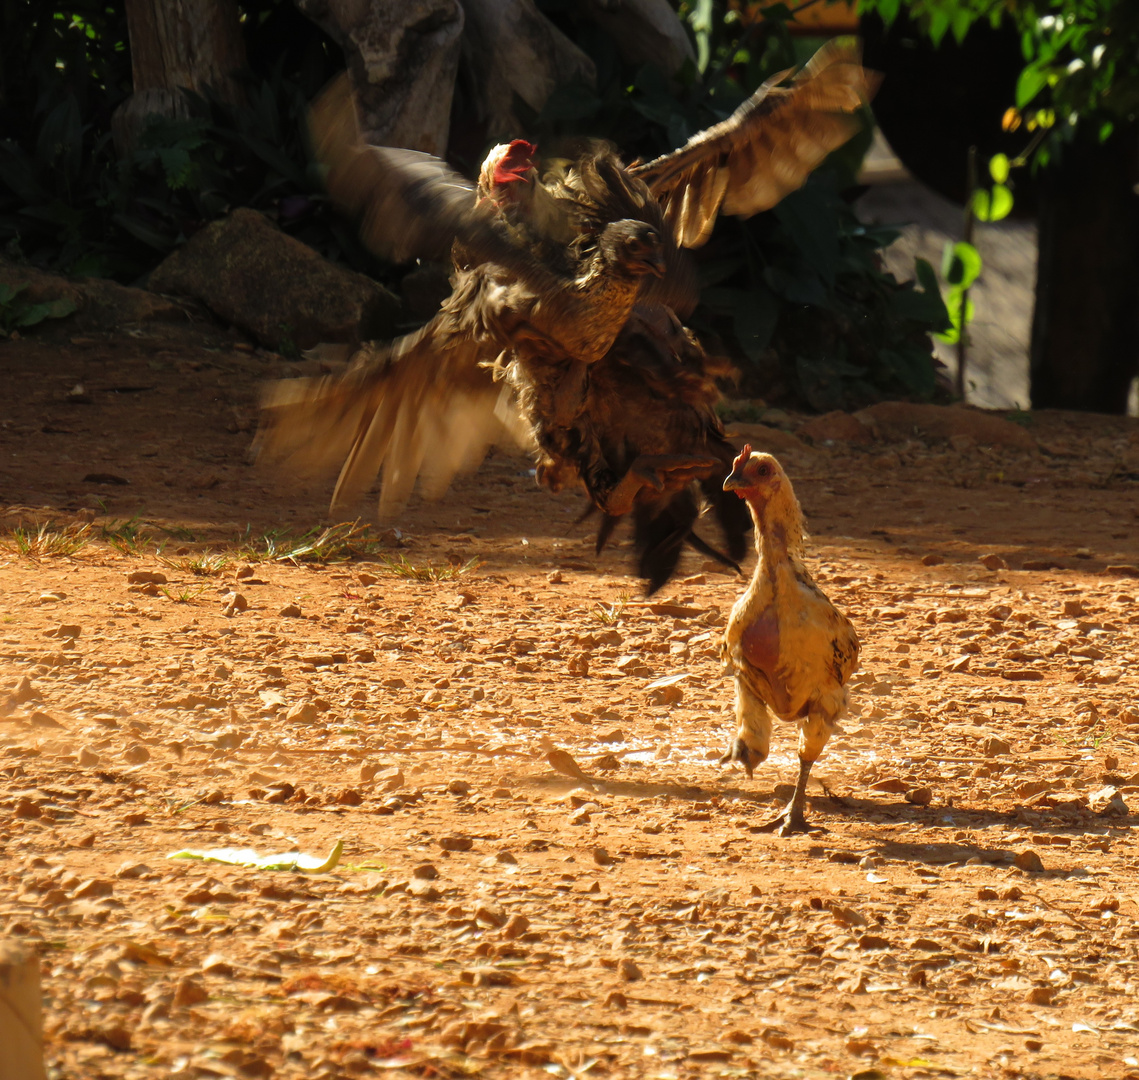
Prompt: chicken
<box><xmin>720</xmin><ymin>446</ymin><xmax>860</xmax><ymax>835</ymax></box>
<box><xmin>257</xmin><ymin>42</ymin><xmax>875</xmax><ymax>591</ymax></box>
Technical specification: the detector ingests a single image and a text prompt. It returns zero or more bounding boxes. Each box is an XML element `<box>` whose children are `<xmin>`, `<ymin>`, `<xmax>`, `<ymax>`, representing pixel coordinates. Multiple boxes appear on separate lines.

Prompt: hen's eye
<box><xmin>757</xmin><ymin>465</ymin><xmax>769</xmax><ymax>477</ymax></box>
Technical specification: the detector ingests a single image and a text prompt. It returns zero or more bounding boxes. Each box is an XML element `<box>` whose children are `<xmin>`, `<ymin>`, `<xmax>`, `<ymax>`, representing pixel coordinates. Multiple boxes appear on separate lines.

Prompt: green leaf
<box><xmin>988</xmin><ymin>184</ymin><xmax>1013</xmax><ymax>221</ymax></box>
<box><xmin>941</xmin><ymin>241</ymin><xmax>982</xmax><ymax>288</ymax></box>
<box><xmin>988</xmin><ymin>153</ymin><xmax>1010</xmax><ymax>184</ymax></box>
<box><xmin>1016</xmin><ymin>63</ymin><xmax>1048</xmax><ymax>108</ymax></box>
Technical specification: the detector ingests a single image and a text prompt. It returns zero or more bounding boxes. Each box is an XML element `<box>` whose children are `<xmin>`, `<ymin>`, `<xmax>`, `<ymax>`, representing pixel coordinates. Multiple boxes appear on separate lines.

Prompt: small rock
<box><xmin>78</xmin><ymin>746</ymin><xmax>100</xmax><ymax>767</ymax></box>
<box><xmin>546</xmin><ymin>570</ymin><xmax>563</xmax><ymax>584</ymax></box>
<box><xmin>599</xmin><ymin>727</ymin><xmax>625</xmax><ymax>744</ymax></box>
<box><xmin>475</xmin><ymin>904</ymin><xmax>506</xmax><ymax>928</ymax></box>
<box><xmin>605</xmin><ymin>990</ymin><xmax>627</xmax><ymax>1009</ymax></box>
<box><xmin>618</xmin><ymin>958</ymin><xmax>643</xmax><ymax>982</ymax></box>
<box><xmin>408</xmin><ymin>877</ymin><xmax>440</xmax><ymax>901</ymax></box>
<box><xmin>14</xmin><ymin>798</ymin><xmax>41</xmax><ymax>819</ymax></box>
<box><xmin>126</xmin><ymin>570</ymin><xmax>167</xmax><ymax>585</ymax></box>
<box><xmin>123</xmin><ymin>743</ymin><xmax>150</xmax><ymax>765</ymax></box>
<box><xmin>72</xmin><ymin>879</ymin><xmax>113</xmax><ymax>899</ymax></box>
<box><xmin>235</xmin><ymin>564</ymin><xmax>255</xmax><ymax>579</ymax></box>
<box><xmin>285</xmin><ymin>700</ymin><xmax>319</xmax><ymax>724</ymax></box>
<box><xmin>1000</xmin><ymin>886</ymin><xmax>1023</xmax><ymax>901</ymax></box>
<box><xmin>12</xmin><ymin>676</ymin><xmax>41</xmax><ymax>704</ymax></box>
<box><xmin>221</xmin><ymin>592</ymin><xmax>248</xmax><ymax>616</ymax></box>
<box><xmin>983</xmin><ymin>736</ymin><xmax>1011</xmax><ymax>756</ymax></box>
<box><xmin>496</xmin><ymin>850</ymin><xmax>518</xmax><ymax>865</ymax></box>
<box><xmin>979</xmin><ymin>553</ymin><xmax>1008</xmax><ymax>571</ymax></box>
<box><xmin>592</xmin><ymin>847</ymin><xmax>615</xmax><ymax>866</ymax></box>
<box><xmin>905</xmin><ymin>787</ymin><xmax>933</xmax><ymax>806</ymax></box>
<box><xmin>173</xmin><ymin>975</ymin><xmax>209</xmax><ymax>1007</ymax></box>
<box><xmin>357</xmin><ymin>571</ymin><xmax>378</xmax><ymax>586</ymax></box>
<box><xmin>412</xmin><ymin>864</ymin><xmax>439</xmax><ymax>880</ymax></box>
<box><xmin>1089</xmin><ymin>786</ymin><xmax>1128</xmax><ymax>817</ymax></box>
<box><xmin>1062</xmin><ymin>599</ymin><xmax>1087</xmax><ymax>617</ymax></box>
<box><xmin>1014</xmin><ymin>850</ymin><xmax>1045</xmax><ymax>873</ymax></box>
<box><xmin>278</xmin><ymin>603</ymin><xmax>302</xmax><ymax>617</ymax></box>
<box><xmin>1025</xmin><ymin>986</ymin><xmax>1055</xmax><ymax>1006</ymax></box>
<box><xmin>447</xmin><ymin>779</ymin><xmax>471</xmax><ymax>796</ymax></box>
<box><xmin>567</xmin><ymin>652</ymin><xmax>590</xmax><ymax>676</ymax></box>
<box><xmin>115</xmin><ymin>862</ymin><xmax>150</xmax><ymax>879</ymax></box>
<box><xmin>546</xmin><ymin>749</ymin><xmax>590</xmax><ymax>780</ymax></box>
<box><xmin>921</xmin><ymin>553</ymin><xmax>944</xmax><ymax>567</ymax></box>
<box><xmin>440</xmin><ymin>835</ymin><xmax>473</xmax><ymax>852</ymax></box>
<box><xmin>503</xmin><ymin>914</ymin><xmax>530</xmax><ymax>939</ymax></box>
<box><xmin>200</xmin><ymin>953</ymin><xmax>234</xmax><ymax>976</ymax></box>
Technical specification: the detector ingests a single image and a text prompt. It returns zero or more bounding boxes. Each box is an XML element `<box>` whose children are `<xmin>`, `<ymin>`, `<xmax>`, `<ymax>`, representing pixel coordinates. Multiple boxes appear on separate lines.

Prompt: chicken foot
<box><xmin>755</xmin><ymin>756</ymin><xmax>819</xmax><ymax>836</ymax></box>
<box><xmin>596</xmin><ymin>453</ymin><xmax>722</xmax><ymax>516</ymax></box>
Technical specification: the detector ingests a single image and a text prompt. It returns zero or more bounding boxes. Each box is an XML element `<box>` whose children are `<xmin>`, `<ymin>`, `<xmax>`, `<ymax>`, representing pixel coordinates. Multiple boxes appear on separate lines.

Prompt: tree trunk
<box><xmin>1030</xmin><ymin>127</ymin><xmax>1139</xmax><ymax>412</ymax></box>
<box><xmin>578</xmin><ymin>0</ymin><xmax>696</xmax><ymax>76</ymax></box>
<box><xmin>461</xmin><ymin>0</ymin><xmax>595</xmax><ymax>143</ymax></box>
<box><xmin>112</xmin><ymin>0</ymin><xmax>248</xmax><ymax>155</ymax></box>
<box><xmin>296</xmin><ymin>0</ymin><xmax>464</xmax><ymax>157</ymax></box>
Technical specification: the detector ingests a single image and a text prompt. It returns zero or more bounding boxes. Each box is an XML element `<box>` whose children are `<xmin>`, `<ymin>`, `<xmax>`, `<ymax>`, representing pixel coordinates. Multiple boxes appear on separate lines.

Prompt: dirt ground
<box><xmin>3</xmin><ymin>316</ymin><xmax>1139</xmax><ymax>1080</ymax></box>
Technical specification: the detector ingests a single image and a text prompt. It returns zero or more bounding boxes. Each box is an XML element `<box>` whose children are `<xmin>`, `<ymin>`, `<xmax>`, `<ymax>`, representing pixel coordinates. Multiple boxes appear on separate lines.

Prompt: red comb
<box><xmin>492</xmin><ymin>140</ymin><xmax>536</xmax><ymax>186</ymax></box>
<box><xmin>732</xmin><ymin>443</ymin><xmax>752</xmax><ymax>468</ymax></box>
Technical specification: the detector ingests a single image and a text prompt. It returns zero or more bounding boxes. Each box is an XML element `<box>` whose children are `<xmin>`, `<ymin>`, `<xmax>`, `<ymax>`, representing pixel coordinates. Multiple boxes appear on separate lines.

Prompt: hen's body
<box><xmin>721</xmin><ymin>447</ymin><xmax>859</xmax><ymax>834</ymax></box>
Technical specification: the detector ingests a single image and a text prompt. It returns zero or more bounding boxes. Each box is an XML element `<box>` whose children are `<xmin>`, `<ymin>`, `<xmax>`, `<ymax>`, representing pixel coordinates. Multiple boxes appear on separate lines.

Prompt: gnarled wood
<box><xmin>461</xmin><ymin>0</ymin><xmax>596</xmax><ymax>142</ymax></box>
<box><xmin>297</xmin><ymin>0</ymin><xmax>464</xmax><ymax>156</ymax></box>
<box><xmin>579</xmin><ymin>0</ymin><xmax>696</xmax><ymax>75</ymax></box>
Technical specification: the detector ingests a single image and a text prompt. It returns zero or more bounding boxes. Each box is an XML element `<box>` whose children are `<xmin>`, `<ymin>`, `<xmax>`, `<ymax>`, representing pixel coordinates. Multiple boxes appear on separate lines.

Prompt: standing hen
<box><xmin>720</xmin><ymin>446</ymin><xmax>860</xmax><ymax>835</ymax></box>
<box><xmin>257</xmin><ymin>42</ymin><xmax>875</xmax><ymax>591</ymax></box>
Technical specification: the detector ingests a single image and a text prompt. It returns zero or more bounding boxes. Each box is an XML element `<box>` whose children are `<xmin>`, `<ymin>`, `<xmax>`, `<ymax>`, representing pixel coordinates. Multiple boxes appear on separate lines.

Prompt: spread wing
<box><xmin>255</xmin><ymin>270</ymin><xmax>533</xmax><ymax>518</ymax></box>
<box><xmin>630</xmin><ymin>39</ymin><xmax>876</xmax><ymax>249</ymax></box>
<box><xmin>310</xmin><ymin>73</ymin><xmax>560</xmax><ymax>288</ymax></box>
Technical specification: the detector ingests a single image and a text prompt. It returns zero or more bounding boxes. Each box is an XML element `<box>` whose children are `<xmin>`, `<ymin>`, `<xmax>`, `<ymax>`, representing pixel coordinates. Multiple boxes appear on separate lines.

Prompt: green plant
<box><xmin>380</xmin><ymin>554</ymin><xmax>481</xmax><ymax>582</ymax></box>
<box><xmin>237</xmin><ymin>520</ymin><xmax>387</xmax><ymax>564</ymax></box>
<box><xmin>3</xmin><ymin>521</ymin><xmax>92</xmax><ymax>558</ymax></box>
<box><xmin>0</xmin><ymin>282</ymin><xmax>76</xmax><ymax>336</ymax></box>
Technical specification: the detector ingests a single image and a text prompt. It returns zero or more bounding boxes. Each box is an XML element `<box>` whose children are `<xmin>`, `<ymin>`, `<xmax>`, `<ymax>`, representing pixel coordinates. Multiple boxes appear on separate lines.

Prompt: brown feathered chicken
<box><xmin>720</xmin><ymin>446</ymin><xmax>860</xmax><ymax>835</ymax></box>
<box><xmin>257</xmin><ymin>42</ymin><xmax>875</xmax><ymax>591</ymax></box>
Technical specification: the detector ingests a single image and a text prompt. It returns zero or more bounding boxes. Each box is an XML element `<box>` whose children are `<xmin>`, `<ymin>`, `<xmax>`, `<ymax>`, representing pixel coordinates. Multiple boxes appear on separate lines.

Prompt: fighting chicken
<box><xmin>720</xmin><ymin>446</ymin><xmax>860</xmax><ymax>835</ymax></box>
<box><xmin>257</xmin><ymin>42</ymin><xmax>875</xmax><ymax>590</ymax></box>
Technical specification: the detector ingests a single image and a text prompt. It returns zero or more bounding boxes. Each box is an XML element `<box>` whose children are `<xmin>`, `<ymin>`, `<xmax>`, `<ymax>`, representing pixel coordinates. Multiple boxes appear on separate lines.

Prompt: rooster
<box><xmin>720</xmin><ymin>446</ymin><xmax>860</xmax><ymax>835</ymax></box>
<box><xmin>257</xmin><ymin>42</ymin><xmax>875</xmax><ymax>591</ymax></box>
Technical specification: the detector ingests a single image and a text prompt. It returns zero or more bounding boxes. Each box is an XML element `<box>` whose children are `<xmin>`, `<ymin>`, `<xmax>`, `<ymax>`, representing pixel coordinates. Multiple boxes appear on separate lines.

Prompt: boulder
<box><xmin>0</xmin><ymin>257</ymin><xmax>193</xmax><ymax>332</ymax></box>
<box><xmin>147</xmin><ymin>208</ymin><xmax>399</xmax><ymax>351</ymax></box>
<box><xmin>853</xmin><ymin>402</ymin><xmax>1037</xmax><ymax>451</ymax></box>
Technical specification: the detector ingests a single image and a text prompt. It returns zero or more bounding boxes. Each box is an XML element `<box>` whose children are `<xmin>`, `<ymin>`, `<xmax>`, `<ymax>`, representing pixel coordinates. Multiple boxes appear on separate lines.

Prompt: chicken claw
<box><xmin>719</xmin><ymin>737</ymin><xmax>765</xmax><ymax>778</ymax></box>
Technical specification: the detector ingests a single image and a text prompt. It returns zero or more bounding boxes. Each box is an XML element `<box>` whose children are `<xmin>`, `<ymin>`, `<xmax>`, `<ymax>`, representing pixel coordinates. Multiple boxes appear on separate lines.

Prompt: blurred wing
<box><xmin>310</xmin><ymin>73</ymin><xmax>558</xmax><ymax>284</ymax></box>
<box><xmin>256</xmin><ymin>310</ymin><xmax>529</xmax><ymax>519</ymax></box>
<box><xmin>631</xmin><ymin>40</ymin><xmax>876</xmax><ymax>248</ymax></box>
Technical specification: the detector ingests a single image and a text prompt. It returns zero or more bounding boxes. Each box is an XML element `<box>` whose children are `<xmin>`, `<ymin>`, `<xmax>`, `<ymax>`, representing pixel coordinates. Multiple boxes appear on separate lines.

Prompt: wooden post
<box><xmin>0</xmin><ymin>939</ymin><xmax>47</xmax><ymax>1080</ymax></box>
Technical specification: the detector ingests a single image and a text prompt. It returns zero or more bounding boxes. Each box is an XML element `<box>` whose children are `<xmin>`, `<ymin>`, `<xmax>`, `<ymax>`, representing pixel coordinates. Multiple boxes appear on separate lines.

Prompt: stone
<box><xmin>148</xmin><ymin>208</ymin><xmax>399</xmax><ymax>350</ymax></box>
<box><xmin>983</xmin><ymin>737</ymin><xmax>1011</xmax><ymax>756</ymax></box>
<box><xmin>1014</xmin><ymin>850</ymin><xmax>1044</xmax><ymax>873</ymax></box>
<box><xmin>126</xmin><ymin>570</ymin><xmax>167</xmax><ymax>585</ymax></box>
<box><xmin>1088</xmin><ymin>786</ymin><xmax>1128</xmax><ymax>817</ymax></box>
<box><xmin>618</xmin><ymin>958</ymin><xmax>643</xmax><ymax>982</ymax></box>
<box><xmin>979</xmin><ymin>553</ymin><xmax>1009</xmax><ymax>571</ymax></box>
<box><xmin>278</xmin><ymin>603</ymin><xmax>302</xmax><ymax>618</ymax></box>
<box><xmin>173</xmin><ymin>976</ymin><xmax>209</xmax><ymax>1007</ymax></box>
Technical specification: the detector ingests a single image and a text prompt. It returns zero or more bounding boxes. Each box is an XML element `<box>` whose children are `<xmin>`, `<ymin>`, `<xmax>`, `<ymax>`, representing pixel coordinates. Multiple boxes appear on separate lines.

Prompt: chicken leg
<box><xmin>754</xmin><ymin>709</ymin><xmax>834</xmax><ymax>835</ymax></box>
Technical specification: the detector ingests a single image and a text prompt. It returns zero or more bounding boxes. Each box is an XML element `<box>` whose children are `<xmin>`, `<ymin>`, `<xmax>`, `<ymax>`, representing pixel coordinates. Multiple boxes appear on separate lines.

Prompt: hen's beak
<box><xmin>723</xmin><ymin>468</ymin><xmax>750</xmax><ymax>492</ymax></box>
